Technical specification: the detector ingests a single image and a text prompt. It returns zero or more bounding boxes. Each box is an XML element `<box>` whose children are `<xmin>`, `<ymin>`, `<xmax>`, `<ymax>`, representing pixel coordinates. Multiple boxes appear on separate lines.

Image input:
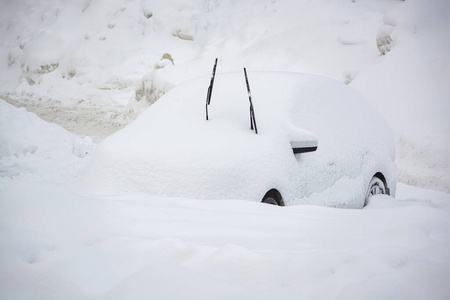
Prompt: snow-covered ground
<box><xmin>1</xmin><ymin>179</ymin><xmax>450</xmax><ymax>300</ymax></box>
<box><xmin>1</xmin><ymin>0</ymin><xmax>450</xmax><ymax>299</ymax></box>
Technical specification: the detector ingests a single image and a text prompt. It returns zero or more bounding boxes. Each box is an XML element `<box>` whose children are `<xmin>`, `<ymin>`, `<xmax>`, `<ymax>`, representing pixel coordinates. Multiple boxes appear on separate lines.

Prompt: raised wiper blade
<box><xmin>205</xmin><ymin>58</ymin><xmax>218</xmax><ymax>120</ymax></box>
<box><xmin>244</xmin><ymin>68</ymin><xmax>258</xmax><ymax>134</ymax></box>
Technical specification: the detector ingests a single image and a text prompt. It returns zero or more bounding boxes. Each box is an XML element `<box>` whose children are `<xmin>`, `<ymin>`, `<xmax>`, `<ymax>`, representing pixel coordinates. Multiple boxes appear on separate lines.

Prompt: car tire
<box><xmin>262</xmin><ymin>197</ymin><xmax>278</xmax><ymax>205</ymax></box>
<box><xmin>364</xmin><ymin>176</ymin><xmax>388</xmax><ymax>206</ymax></box>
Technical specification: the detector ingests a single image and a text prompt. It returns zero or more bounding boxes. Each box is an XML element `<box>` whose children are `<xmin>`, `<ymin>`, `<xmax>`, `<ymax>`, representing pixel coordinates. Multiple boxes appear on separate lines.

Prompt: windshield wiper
<box><xmin>205</xmin><ymin>58</ymin><xmax>218</xmax><ymax>120</ymax></box>
<box><xmin>244</xmin><ymin>68</ymin><xmax>258</xmax><ymax>134</ymax></box>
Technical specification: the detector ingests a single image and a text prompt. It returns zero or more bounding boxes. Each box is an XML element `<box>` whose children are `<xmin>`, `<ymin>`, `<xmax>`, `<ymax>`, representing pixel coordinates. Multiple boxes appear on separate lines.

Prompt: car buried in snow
<box><xmin>84</xmin><ymin>68</ymin><xmax>397</xmax><ymax>208</ymax></box>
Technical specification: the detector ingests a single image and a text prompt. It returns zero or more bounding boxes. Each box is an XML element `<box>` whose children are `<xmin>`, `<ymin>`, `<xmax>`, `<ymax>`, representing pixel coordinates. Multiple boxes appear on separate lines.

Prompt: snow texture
<box><xmin>350</xmin><ymin>0</ymin><xmax>450</xmax><ymax>192</ymax></box>
<box><xmin>0</xmin><ymin>100</ymin><xmax>94</xmax><ymax>189</ymax></box>
<box><xmin>1</xmin><ymin>179</ymin><xmax>450</xmax><ymax>300</ymax></box>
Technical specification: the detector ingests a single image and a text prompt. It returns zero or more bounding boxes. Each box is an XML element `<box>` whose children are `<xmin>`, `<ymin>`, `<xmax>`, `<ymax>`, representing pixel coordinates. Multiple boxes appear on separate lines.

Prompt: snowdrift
<box><xmin>350</xmin><ymin>0</ymin><xmax>450</xmax><ymax>192</ymax></box>
<box><xmin>0</xmin><ymin>100</ymin><xmax>93</xmax><ymax>189</ymax></box>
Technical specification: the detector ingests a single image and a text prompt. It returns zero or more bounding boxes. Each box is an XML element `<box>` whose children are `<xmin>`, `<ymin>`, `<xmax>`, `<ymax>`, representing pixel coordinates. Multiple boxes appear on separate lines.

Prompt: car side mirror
<box><xmin>290</xmin><ymin>139</ymin><xmax>318</xmax><ymax>154</ymax></box>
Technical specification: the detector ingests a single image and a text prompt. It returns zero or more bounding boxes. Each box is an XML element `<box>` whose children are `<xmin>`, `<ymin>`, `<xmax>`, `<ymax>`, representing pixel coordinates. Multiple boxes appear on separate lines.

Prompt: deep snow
<box><xmin>1</xmin><ymin>0</ymin><xmax>450</xmax><ymax>299</ymax></box>
<box><xmin>1</xmin><ymin>179</ymin><xmax>450</xmax><ymax>300</ymax></box>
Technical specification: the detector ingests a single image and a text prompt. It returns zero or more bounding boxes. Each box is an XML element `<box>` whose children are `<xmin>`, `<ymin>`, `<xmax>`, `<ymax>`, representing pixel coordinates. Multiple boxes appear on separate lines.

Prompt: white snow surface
<box><xmin>1</xmin><ymin>0</ymin><xmax>450</xmax><ymax>299</ymax></box>
<box><xmin>0</xmin><ymin>100</ymin><xmax>94</xmax><ymax>189</ymax></box>
<box><xmin>350</xmin><ymin>0</ymin><xmax>450</xmax><ymax>192</ymax></box>
<box><xmin>1</xmin><ymin>179</ymin><xmax>450</xmax><ymax>299</ymax></box>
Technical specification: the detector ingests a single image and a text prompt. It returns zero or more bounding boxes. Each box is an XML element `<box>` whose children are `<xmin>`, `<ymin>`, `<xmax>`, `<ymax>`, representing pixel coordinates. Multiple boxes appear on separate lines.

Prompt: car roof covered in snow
<box><xmin>84</xmin><ymin>72</ymin><xmax>394</xmax><ymax>204</ymax></box>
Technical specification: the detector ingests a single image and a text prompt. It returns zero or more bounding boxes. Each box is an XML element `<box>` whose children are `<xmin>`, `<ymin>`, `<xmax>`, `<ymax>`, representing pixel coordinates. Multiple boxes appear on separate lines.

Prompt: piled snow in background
<box><xmin>0</xmin><ymin>0</ymin><xmax>194</xmax><ymax>136</ymax></box>
<box><xmin>146</xmin><ymin>0</ymin><xmax>396</xmax><ymax>89</ymax></box>
<box><xmin>350</xmin><ymin>0</ymin><xmax>450</xmax><ymax>192</ymax></box>
<box><xmin>0</xmin><ymin>0</ymin><xmax>449</xmax><ymax>190</ymax></box>
<box><xmin>0</xmin><ymin>100</ymin><xmax>93</xmax><ymax>189</ymax></box>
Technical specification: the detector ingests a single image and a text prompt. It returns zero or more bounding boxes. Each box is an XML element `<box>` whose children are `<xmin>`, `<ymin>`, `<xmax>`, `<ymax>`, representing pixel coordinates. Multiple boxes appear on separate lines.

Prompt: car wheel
<box><xmin>262</xmin><ymin>197</ymin><xmax>278</xmax><ymax>205</ymax></box>
<box><xmin>364</xmin><ymin>176</ymin><xmax>387</xmax><ymax>206</ymax></box>
<box><xmin>261</xmin><ymin>189</ymin><xmax>284</xmax><ymax>206</ymax></box>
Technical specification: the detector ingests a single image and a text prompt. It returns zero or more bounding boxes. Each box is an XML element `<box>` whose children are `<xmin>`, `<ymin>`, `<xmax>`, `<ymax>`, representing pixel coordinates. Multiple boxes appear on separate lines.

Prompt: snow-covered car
<box><xmin>84</xmin><ymin>71</ymin><xmax>396</xmax><ymax>208</ymax></box>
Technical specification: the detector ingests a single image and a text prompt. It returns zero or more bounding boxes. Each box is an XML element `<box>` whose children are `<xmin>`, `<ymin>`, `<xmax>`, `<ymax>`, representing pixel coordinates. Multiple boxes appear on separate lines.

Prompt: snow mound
<box><xmin>0</xmin><ymin>0</ymin><xmax>271</xmax><ymax>108</ymax></box>
<box><xmin>350</xmin><ymin>0</ymin><xmax>450</xmax><ymax>192</ymax></box>
<box><xmin>0</xmin><ymin>100</ymin><xmax>94</xmax><ymax>189</ymax></box>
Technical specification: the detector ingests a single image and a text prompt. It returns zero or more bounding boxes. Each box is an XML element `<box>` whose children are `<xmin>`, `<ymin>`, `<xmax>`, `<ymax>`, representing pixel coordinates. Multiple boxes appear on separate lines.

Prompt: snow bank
<box><xmin>140</xmin><ymin>0</ymin><xmax>395</xmax><ymax>90</ymax></box>
<box><xmin>0</xmin><ymin>0</ymin><xmax>200</xmax><ymax>136</ymax></box>
<box><xmin>0</xmin><ymin>0</ymin><xmax>273</xmax><ymax>128</ymax></box>
<box><xmin>350</xmin><ymin>0</ymin><xmax>450</xmax><ymax>192</ymax></box>
<box><xmin>0</xmin><ymin>0</ymin><xmax>193</xmax><ymax>103</ymax></box>
<box><xmin>0</xmin><ymin>100</ymin><xmax>93</xmax><ymax>189</ymax></box>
